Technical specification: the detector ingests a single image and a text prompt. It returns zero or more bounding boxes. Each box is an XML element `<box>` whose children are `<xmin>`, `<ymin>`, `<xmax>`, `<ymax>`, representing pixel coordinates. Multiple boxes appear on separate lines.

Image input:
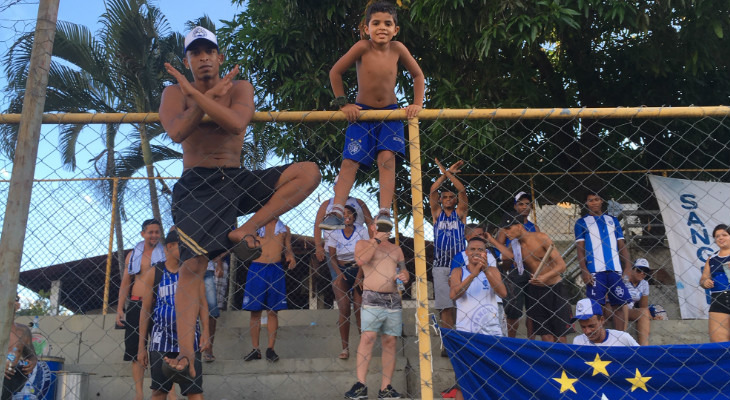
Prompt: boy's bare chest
<box><xmin>358</xmin><ymin>51</ymin><xmax>399</xmax><ymax>78</ymax></box>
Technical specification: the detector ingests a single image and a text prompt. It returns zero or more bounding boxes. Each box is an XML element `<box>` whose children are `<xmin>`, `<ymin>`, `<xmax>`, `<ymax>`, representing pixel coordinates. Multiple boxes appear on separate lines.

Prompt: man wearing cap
<box><xmin>487</xmin><ymin>211</ymin><xmax>572</xmax><ymax>343</ymax></box>
<box><xmin>429</xmin><ymin>159</ymin><xmax>468</xmax><ymax>336</ymax></box>
<box><xmin>495</xmin><ymin>191</ymin><xmax>540</xmax><ymax>339</ymax></box>
<box><xmin>625</xmin><ymin>258</ymin><xmax>652</xmax><ymax>345</ymax></box>
<box><xmin>572</xmin><ymin>298</ymin><xmax>639</xmax><ymax>346</ymax></box>
<box><xmin>159</xmin><ymin>26</ymin><xmax>320</xmax><ymax>377</ymax></box>
<box><xmin>574</xmin><ymin>190</ymin><xmax>632</xmax><ymax>331</ymax></box>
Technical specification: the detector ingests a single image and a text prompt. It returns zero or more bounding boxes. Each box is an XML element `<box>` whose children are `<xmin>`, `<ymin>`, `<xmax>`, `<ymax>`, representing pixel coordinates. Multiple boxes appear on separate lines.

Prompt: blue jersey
<box><xmin>434</xmin><ymin>210</ymin><xmax>465</xmax><ymax>269</ymax></box>
<box><xmin>709</xmin><ymin>253</ymin><xmax>730</xmax><ymax>293</ymax></box>
<box><xmin>574</xmin><ymin>214</ymin><xmax>625</xmax><ymax>273</ymax></box>
<box><xmin>149</xmin><ymin>263</ymin><xmax>199</xmax><ymax>352</ymax></box>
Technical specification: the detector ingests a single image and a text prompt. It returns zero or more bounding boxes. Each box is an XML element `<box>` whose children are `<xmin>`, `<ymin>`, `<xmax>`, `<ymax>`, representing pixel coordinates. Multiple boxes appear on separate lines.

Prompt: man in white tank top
<box><xmin>449</xmin><ymin>237</ymin><xmax>507</xmax><ymax>335</ymax></box>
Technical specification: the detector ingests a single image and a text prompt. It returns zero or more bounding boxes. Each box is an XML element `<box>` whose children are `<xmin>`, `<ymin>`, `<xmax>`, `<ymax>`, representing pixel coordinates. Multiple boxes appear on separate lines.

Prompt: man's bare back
<box><xmin>517</xmin><ymin>231</ymin><xmax>565</xmax><ymax>286</ymax></box>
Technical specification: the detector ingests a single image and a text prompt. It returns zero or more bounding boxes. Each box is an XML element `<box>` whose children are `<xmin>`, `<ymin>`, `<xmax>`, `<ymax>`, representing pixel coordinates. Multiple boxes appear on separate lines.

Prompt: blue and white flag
<box><xmin>442</xmin><ymin>328</ymin><xmax>730</xmax><ymax>399</ymax></box>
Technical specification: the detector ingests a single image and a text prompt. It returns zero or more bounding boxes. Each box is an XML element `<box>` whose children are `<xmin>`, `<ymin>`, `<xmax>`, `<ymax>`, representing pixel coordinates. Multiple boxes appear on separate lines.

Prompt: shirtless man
<box><xmin>344</xmin><ymin>225</ymin><xmax>409</xmax><ymax>400</ymax></box>
<box><xmin>487</xmin><ymin>211</ymin><xmax>572</xmax><ymax>343</ymax></box>
<box><xmin>116</xmin><ymin>219</ymin><xmax>164</xmax><ymax>400</ymax></box>
<box><xmin>3</xmin><ymin>295</ymin><xmax>37</xmax><ymax>400</ymax></box>
<box><xmin>159</xmin><ymin>26</ymin><xmax>320</xmax><ymax>377</ymax></box>
<box><xmin>242</xmin><ymin>218</ymin><xmax>296</xmax><ymax>362</ymax></box>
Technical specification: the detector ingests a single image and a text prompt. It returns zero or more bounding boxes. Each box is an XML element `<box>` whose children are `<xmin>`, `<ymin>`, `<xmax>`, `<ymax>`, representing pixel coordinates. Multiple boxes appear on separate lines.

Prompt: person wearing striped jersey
<box><xmin>575</xmin><ymin>190</ymin><xmax>633</xmax><ymax>331</ymax></box>
<box><xmin>137</xmin><ymin>230</ymin><xmax>209</xmax><ymax>400</ymax></box>
<box><xmin>429</xmin><ymin>158</ymin><xmax>468</xmax><ymax>334</ymax></box>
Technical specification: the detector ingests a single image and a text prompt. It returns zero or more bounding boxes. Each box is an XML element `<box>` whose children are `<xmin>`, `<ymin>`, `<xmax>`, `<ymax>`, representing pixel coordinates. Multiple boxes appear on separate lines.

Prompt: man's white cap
<box><xmin>184</xmin><ymin>26</ymin><xmax>218</xmax><ymax>54</ymax></box>
<box><xmin>571</xmin><ymin>298</ymin><xmax>602</xmax><ymax>322</ymax></box>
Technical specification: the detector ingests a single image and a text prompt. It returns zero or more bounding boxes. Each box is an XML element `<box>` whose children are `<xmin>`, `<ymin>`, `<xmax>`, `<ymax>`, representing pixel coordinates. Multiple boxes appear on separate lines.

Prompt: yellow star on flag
<box><xmin>626</xmin><ymin>368</ymin><xmax>652</xmax><ymax>392</ymax></box>
<box><xmin>553</xmin><ymin>371</ymin><xmax>579</xmax><ymax>393</ymax></box>
<box><xmin>585</xmin><ymin>354</ymin><xmax>611</xmax><ymax>376</ymax></box>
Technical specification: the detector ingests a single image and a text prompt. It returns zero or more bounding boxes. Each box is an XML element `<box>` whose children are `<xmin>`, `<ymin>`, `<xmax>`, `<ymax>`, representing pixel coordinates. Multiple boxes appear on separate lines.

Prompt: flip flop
<box><xmin>161</xmin><ymin>355</ymin><xmax>193</xmax><ymax>384</ymax></box>
<box><xmin>202</xmin><ymin>353</ymin><xmax>216</xmax><ymax>363</ymax></box>
<box><xmin>230</xmin><ymin>234</ymin><xmax>262</xmax><ymax>262</ymax></box>
<box><xmin>338</xmin><ymin>348</ymin><xmax>349</xmax><ymax>360</ymax></box>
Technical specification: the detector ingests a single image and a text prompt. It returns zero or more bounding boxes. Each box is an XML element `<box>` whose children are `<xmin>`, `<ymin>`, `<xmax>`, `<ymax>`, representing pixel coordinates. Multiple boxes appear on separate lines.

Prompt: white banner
<box><xmin>649</xmin><ymin>175</ymin><xmax>730</xmax><ymax>319</ymax></box>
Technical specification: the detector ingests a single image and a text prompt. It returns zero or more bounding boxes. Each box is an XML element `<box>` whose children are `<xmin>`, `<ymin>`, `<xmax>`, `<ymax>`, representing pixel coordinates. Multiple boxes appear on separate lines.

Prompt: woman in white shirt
<box><xmin>328</xmin><ymin>205</ymin><xmax>369</xmax><ymax>359</ymax></box>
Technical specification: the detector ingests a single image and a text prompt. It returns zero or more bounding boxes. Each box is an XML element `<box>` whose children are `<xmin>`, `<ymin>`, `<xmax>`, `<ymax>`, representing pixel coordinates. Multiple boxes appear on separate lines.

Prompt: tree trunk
<box><xmin>139</xmin><ymin>123</ymin><xmax>163</xmax><ymax>232</ymax></box>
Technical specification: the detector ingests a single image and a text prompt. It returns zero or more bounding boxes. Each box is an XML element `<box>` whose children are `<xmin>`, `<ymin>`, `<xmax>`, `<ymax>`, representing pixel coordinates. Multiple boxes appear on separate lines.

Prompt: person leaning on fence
<box><xmin>202</xmin><ymin>253</ymin><xmax>227</xmax><ymax>363</ymax></box>
<box><xmin>448</xmin><ymin>236</ymin><xmax>507</xmax><ymax>400</ymax></box>
<box><xmin>489</xmin><ymin>211</ymin><xmax>573</xmax><ymax>343</ymax></box>
<box><xmin>624</xmin><ymin>258</ymin><xmax>653</xmax><ymax>345</ymax></box>
<box><xmin>572</xmin><ymin>298</ymin><xmax>639</xmax><ymax>346</ymax></box>
<box><xmin>159</xmin><ymin>26</ymin><xmax>319</xmax><ymax>377</ymax></box>
<box><xmin>328</xmin><ymin>205</ymin><xmax>371</xmax><ymax>360</ymax></box>
<box><xmin>319</xmin><ymin>0</ymin><xmax>425</xmax><ymax>235</ymax></box>
<box><xmin>344</xmin><ymin>223</ymin><xmax>409</xmax><ymax>400</ymax></box>
<box><xmin>495</xmin><ymin>191</ymin><xmax>540</xmax><ymax>340</ymax></box>
<box><xmin>242</xmin><ymin>218</ymin><xmax>296</xmax><ymax>363</ymax></box>
<box><xmin>3</xmin><ymin>295</ymin><xmax>37</xmax><ymax>400</ymax></box>
<box><xmin>429</xmin><ymin>158</ymin><xmax>468</xmax><ymax>346</ymax></box>
<box><xmin>136</xmin><ymin>229</ymin><xmax>209</xmax><ymax>400</ymax></box>
<box><xmin>700</xmin><ymin>224</ymin><xmax>730</xmax><ymax>342</ymax></box>
<box><xmin>313</xmin><ymin>193</ymin><xmax>373</xmax><ymax>284</ymax></box>
<box><xmin>116</xmin><ymin>218</ymin><xmax>164</xmax><ymax>400</ymax></box>
<box><xmin>574</xmin><ymin>189</ymin><xmax>633</xmax><ymax>331</ymax></box>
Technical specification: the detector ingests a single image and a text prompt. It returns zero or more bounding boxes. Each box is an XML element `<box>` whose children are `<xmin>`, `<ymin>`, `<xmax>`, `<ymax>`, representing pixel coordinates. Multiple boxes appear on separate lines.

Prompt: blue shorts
<box><xmin>342</xmin><ymin>103</ymin><xmax>405</xmax><ymax>168</ymax></box>
<box><xmin>242</xmin><ymin>262</ymin><xmax>288</xmax><ymax>311</ymax></box>
<box><xmin>587</xmin><ymin>271</ymin><xmax>632</xmax><ymax>306</ymax></box>
<box><xmin>204</xmin><ymin>270</ymin><xmax>220</xmax><ymax>318</ymax></box>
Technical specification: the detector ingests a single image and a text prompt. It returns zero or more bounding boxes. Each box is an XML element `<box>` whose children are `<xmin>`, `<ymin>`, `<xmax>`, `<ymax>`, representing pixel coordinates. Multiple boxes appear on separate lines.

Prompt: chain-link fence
<box><xmin>2</xmin><ymin>107</ymin><xmax>730</xmax><ymax>399</ymax></box>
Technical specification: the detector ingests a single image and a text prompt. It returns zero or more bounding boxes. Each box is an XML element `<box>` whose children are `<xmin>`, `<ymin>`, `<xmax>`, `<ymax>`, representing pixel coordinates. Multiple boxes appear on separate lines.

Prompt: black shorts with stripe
<box><xmin>171</xmin><ymin>165</ymin><xmax>290</xmax><ymax>263</ymax></box>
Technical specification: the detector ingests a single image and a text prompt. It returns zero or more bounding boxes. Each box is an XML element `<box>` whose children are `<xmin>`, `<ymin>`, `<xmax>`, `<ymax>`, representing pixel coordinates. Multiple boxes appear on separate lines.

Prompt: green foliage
<box><xmin>222</xmin><ymin>0</ymin><xmax>730</xmax><ymax>221</ymax></box>
<box><xmin>17</xmin><ymin>290</ymin><xmax>53</xmax><ymax>317</ymax></box>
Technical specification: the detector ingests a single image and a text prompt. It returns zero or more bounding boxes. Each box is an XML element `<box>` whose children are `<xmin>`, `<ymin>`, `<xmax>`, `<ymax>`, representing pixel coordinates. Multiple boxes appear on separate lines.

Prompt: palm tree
<box><xmin>1</xmin><ymin>0</ymin><xmax>182</xmax><ymax>268</ymax></box>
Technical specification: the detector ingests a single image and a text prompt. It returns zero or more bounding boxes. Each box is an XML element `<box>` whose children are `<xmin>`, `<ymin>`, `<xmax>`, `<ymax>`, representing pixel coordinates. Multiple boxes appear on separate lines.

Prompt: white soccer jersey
<box><xmin>327</xmin><ymin>225</ymin><xmax>369</xmax><ymax>263</ymax></box>
<box><xmin>574</xmin><ymin>214</ymin><xmax>625</xmax><ymax>273</ymax></box>
<box><xmin>573</xmin><ymin>329</ymin><xmax>639</xmax><ymax>346</ymax></box>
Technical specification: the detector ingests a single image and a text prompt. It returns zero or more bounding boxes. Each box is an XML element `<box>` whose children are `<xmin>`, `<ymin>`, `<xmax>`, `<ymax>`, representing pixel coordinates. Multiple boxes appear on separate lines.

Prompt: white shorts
<box><xmin>433</xmin><ymin>267</ymin><xmax>455</xmax><ymax>310</ymax></box>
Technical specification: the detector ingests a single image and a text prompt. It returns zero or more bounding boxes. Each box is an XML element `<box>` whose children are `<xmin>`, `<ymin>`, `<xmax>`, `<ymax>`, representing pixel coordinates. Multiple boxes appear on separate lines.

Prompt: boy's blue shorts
<box><xmin>342</xmin><ymin>103</ymin><xmax>405</xmax><ymax>168</ymax></box>
<box><xmin>587</xmin><ymin>271</ymin><xmax>632</xmax><ymax>306</ymax></box>
<box><xmin>242</xmin><ymin>262</ymin><xmax>288</xmax><ymax>311</ymax></box>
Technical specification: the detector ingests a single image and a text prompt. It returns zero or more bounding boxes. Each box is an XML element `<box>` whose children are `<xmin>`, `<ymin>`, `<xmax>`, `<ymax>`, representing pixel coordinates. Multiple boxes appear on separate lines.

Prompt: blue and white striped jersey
<box><xmin>434</xmin><ymin>210</ymin><xmax>465</xmax><ymax>269</ymax></box>
<box><xmin>574</xmin><ymin>214</ymin><xmax>625</xmax><ymax>273</ymax></box>
<box><xmin>149</xmin><ymin>263</ymin><xmax>199</xmax><ymax>352</ymax></box>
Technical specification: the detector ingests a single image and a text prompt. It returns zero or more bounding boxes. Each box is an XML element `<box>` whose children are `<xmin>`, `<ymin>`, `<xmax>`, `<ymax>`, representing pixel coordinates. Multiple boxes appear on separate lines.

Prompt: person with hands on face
<box><xmin>321</xmin><ymin>1</ymin><xmax>425</xmax><ymax>236</ymax></box>
<box><xmin>3</xmin><ymin>295</ymin><xmax>37</xmax><ymax>400</ymax></box>
<box><xmin>448</xmin><ymin>237</ymin><xmax>506</xmax><ymax>400</ymax></box>
<box><xmin>160</xmin><ymin>26</ymin><xmax>319</xmax><ymax>378</ymax></box>
<box><xmin>328</xmin><ymin>206</ymin><xmax>370</xmax><ymax>360</ymax></box>
<box><xmin>429</xmin><ymin>158</ymin><xmax>468</xmax><ymax>337</ymax></box>
<box><xmin>242</xmin><ymin>218</ymin><xmax>296</xmax><ymax>363</ymax></box>
<box><xmin>700</xmin><ymin>224</ymin><xmax>730</xmax><ymax>342</ymax></box>
<box><xmin>136</xmin><ymin>230</ymin><xmax>208</xmax><ymax>400</ymax></box>
<box><xmin>344</xmin><ymin>224</ymin><xmax>408</xmax><ymax>400</ymax></box>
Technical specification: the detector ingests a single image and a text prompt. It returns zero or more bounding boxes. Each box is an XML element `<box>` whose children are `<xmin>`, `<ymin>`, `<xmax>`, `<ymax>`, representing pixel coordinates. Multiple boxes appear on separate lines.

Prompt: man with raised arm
<box><xmin>159</xmin><ymin>26</ymin><xmax>320</xmax><ymax>377</ymax></box>
<box><xmin>429</xmin><ymin>159</ymin><xmax>468</xmax><ymax>336</ymax></box>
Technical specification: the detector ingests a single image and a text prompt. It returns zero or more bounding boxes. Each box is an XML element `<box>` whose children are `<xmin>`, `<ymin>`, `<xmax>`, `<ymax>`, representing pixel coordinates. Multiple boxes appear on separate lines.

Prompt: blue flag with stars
<box><xmin>441</xmin><ymin>328</ymin><xmax>730</xmax><ymax>399</ymax></box>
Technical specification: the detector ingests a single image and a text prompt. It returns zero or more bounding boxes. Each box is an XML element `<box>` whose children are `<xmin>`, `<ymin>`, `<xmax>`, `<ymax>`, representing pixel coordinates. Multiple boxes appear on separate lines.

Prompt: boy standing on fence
<box><xmin>345</xmin><ymin>224</ymin><xmax>409</xmax><ymax>399</ymax></box>
<box><xmin>320</xmin><ymin>1</ymin><xmax>424</xmax><ymax>234</ymax></box>
<box><xmin>160</xmin><ymin>26</ymin><xmax>319</xmax><ymax>378</ymax></box>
